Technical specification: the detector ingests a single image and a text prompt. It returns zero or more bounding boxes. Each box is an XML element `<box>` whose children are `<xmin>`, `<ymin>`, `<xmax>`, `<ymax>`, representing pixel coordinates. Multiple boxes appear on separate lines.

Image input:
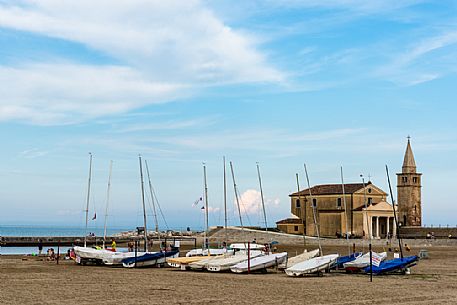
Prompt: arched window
<box><xmin>312</xmin><ymin>198</ymin><xmax>317</xmax><ymax>207</ymax></box>
<box><xmin>337</xmin><ymin>198</ymin><xmax>342</xmax><ymax>208</ymax></box>
<box><xmin>295</xmin><ymin>199</ymin><xmax>301</xmax><ymax>208</ymax></box>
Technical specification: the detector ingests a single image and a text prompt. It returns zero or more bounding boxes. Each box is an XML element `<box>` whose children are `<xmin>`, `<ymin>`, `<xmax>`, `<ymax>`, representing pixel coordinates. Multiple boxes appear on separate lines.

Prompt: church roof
<box><xmin>290</xmin><ymin>182</ymin><xmax>372</xmax><ymax>197</ymax></box>
<box><xmin>276</xmin><ymin>218</ymin><xmax>303</xmax><ymax>225</ymax></box>
<box><xmin>402</xmin><ymin>138</ymin><xmax>417</xmax><ymax>173</ymax></box>
<box><xmin>352</xmin><ymin>201</ymin><xmax>394</xmax><ymax>211</ymax></box>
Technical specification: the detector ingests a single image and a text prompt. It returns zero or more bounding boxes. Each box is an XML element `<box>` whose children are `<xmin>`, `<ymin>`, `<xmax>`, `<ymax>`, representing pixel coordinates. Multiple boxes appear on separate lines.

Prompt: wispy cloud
<box><xmin>19</xmin><ymin>148</ymin><xmax>49</xmax><ymax>159</ymax></box>
<box><xmin>116</xmin><ymin>117</ymin><xmax>219</xmax><ymax>133</ymax></box>
<box><xmin>0</xmin><ymin>63</ymin><xmax>183</xmax><ymax>125</ymax></box>
<box><xmin>375</xmin><ymin>31</ymin><xmax>457</xmax><ymax>86</ymax></box>
<box><xmin>0</xmin><ymin>0</ymin><xmax>284</xmax><ymax>124</ymax></box>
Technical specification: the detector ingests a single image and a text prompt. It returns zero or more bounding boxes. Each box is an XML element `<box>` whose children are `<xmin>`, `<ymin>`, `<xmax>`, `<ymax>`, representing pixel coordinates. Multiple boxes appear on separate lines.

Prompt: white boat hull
<box><xmin>285</xmin><ymin>254</ymin><xmax>339</xmax><ymax>276</ymax></box>
<box><xmin>343</xmin><ymin>252</ymin><xmax>387</xmax><ymax>270</ymax></box>
<box><xmin>230</xmin><ymin>252</ymin><xmax>288</xmax><ymax>273</ymax></box>
<box><xmin>280</xmin><ymin>249</ymin><xmax>320</xmax><ymax>269</ymax></box>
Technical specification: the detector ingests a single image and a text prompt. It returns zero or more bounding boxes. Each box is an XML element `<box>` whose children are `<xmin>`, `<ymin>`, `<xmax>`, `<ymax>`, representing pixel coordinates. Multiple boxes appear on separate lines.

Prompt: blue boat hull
<box><xmin>363</xmin><ymin>256</ymin><xmax>418</xmax><ymax>275</ymax></box>
<box><xmin>122</xmin><ymin>250</ymin><xmax>179</xmax><ymax>267</ymax></box>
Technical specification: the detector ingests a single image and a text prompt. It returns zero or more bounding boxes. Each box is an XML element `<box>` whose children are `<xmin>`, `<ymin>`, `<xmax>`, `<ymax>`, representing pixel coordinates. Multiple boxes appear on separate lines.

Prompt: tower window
<box><xmin>312</xmin><ymin>198</ymin><xmax>317</xmax><ymax>207</ymax></box>
<box><xmin>337</xmin><ymin>198</ymin><xmax>342</xmax><ymax>208</ymax></box>
<box><xmin>413</xmin><ymin>177</ymin><xmax>417</xmax><ymax>183</ymax></box>
<box><xmin>402</xmin><ymin>177</ymin><xmax>407</xmax><ymax>183</ymax></box>
<box><xmin>295</xmin><ymin>199</ymin><xmax>301</xmax><ymax>208</ymax></box>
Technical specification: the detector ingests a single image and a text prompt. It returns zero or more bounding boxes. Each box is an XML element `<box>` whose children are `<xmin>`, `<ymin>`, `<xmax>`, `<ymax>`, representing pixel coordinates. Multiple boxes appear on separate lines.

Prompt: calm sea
<box><xmin>0</xmin><ymin>225</ymin><xmax>132</xmax><ymax>255</ymax></box>
<box><xmin>0</xmin><ymin>225</ymin><xmax>132</xmax><ymax>237</ymax></box>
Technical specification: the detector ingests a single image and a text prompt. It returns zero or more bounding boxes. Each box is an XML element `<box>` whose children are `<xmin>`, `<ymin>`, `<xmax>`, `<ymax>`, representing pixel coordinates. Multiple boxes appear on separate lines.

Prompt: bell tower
<box><xmin>396</xmin><ymin>137</ymin><xmax>422</xmax><ymax>226</ymax></box>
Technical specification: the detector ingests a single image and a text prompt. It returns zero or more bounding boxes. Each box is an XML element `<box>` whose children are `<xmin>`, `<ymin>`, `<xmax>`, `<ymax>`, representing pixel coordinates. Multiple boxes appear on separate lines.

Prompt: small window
<box><xmin>337</xmin><ymin>198</ymin><xmax>342</xmax><ymax>208</ymax></box>
<box><xmin>402</xmin><ymin>177</ymin><xmax>407</xmax><ymax>183</ymax></box>
<box><xmin>294</xmin><ymin>226</ymin><xmax>299</xmax><ymax>232</ymax></box>
<box><xmin>312</xmin><ymin>198</ymin><xmax>317</xmax><ymax>207</ymax></box>
<box><xmin>368</xmin><ymin>188</ymin><xmax>372</xmax><ymax>193</ymax></box>
<box><xmin>295</xmin><ymin>199</ymin><xmax>301</xmax><ymax>208</ymax></box>
<box><xmin>368</xmin><ymin>197</ymin><xmax>372</xmax><ymax>205</ymax></box>
<box><xmin>413</xmin><ymin>177</ymin><xmax>417</xmax><ymax>183</ymax></box>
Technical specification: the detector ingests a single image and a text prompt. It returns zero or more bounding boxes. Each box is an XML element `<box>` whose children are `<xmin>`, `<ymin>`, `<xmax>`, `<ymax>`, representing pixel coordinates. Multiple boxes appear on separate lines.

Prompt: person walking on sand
<box><xmin>38</xmin><ymin>239</ymin><xmax>43</xmax><ymax>255</ymax></box>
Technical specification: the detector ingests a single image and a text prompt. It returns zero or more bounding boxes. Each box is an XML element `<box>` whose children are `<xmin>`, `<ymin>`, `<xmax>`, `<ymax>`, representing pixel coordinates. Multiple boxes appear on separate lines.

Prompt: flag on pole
<box><xmin>192</xmin><ymin>197</ymin><xmax>203</xmax><ymax>207</ymax></box>
<box><xmin>92</xmin><ymin>212</ymin><xmax>97</xmax><ymax>220</ymax></box>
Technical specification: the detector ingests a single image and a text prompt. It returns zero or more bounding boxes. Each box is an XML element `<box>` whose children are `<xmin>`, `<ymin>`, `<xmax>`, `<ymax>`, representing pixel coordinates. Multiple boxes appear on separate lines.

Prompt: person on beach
<box><xmin>38</xmin><ymin>239</ymin><xmax>43</xmax><ymax>255</ymax></box>
<box><xmin>111</xmin><ymin>238</ymin><xmax>116</xmax><ymax>251</ymax></box>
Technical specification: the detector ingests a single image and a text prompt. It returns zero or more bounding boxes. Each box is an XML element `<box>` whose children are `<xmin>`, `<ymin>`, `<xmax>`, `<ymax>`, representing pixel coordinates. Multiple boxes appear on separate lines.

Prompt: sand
<box><xmin>1</xmin><ymin>245</ymin><xmax>457</xmax><ymax>305</ymax></box>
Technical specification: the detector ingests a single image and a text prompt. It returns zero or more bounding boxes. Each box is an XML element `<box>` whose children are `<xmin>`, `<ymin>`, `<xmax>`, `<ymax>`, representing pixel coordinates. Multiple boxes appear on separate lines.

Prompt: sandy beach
<box><xmin>1</xmin><ymin>244</ymin><xmax>457</xmax><ymax>305</ymax></box>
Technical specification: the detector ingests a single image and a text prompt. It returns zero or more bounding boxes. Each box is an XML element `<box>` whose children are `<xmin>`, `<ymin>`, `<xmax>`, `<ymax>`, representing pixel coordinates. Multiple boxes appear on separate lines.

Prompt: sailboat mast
<box><xmin>304</xmin><ymin>163</ymin><xmax>323</xmax><ymax>256</ymax></box>
<box><xmin>145</xmin><ymin>160</ymin><xmax>159</xmax><ymax>237</ymax></box>
<box><xmin>340</xmin><ymin>166</ymin><xmax>351</xmax><ymax>255</ymax></box>
<box><xmin>203</xmin><ymin>163</ymin><xmax>209</xmax><ymax>250</ymax></box>
<box><xmin>256</xmin><ymin>163</ymin><xmax>268</xmax><ymax>232</ymax></box>
<box><xmin>223</xmin><ymin>156</ymin><xmax>228</xmax><ymax>243</ymax></box>
<box><xmin>139</xmin><ymin>155</ymin><xmax>148</xmax><ymax>252</ymax></box>
<box><xmin>386</xmin><ymin>165</ymin><xmax>404</xmax><ymax>259</ymax></box>
<box><xmin>296</xmin><ymin>173</ymin><xmax>306</xmax><ymax>248</ymax></box>
<box><xmin>84</xmin><ymin>152</ymin><xmax>93</xmax><ymax>248</ymax></box>
<box><xmin>229</xmin><ymin>161</ymin><xmax>244</xmax><ymax>230</ymax></box>
<box><xmin>103</xmin><ymin>160</ymin><xmax>113</xmax><ymax>249</ymax></box>
<box><xmin>361</xmin><ymin>175</ymin><xmax>371</xmax><ymax>242</ymax></box>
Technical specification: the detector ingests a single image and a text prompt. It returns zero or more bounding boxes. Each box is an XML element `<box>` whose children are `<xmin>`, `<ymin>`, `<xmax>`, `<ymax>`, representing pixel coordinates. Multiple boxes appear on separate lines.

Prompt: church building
<box><xmin>277</xmin><ymin>138</ymin><xmax>422</xmax><ymax>238</ymax></box>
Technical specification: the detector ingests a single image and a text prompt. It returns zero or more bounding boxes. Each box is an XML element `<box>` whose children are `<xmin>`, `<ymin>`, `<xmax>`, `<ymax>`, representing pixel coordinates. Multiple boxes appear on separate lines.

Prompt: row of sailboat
<box><xmin>73</xmin><ymin>154</ymin><xmax>419</xmax><ymax>275</ymax></box>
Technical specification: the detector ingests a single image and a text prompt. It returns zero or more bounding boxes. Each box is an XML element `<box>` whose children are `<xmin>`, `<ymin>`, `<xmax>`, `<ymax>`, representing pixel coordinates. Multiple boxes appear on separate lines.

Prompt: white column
<box><xmin>376</xmin><ymin>216</ymin><xmax>380</xmax><ymax>239</ymax></box>
<box><xmin>386</xmin><ymin>217</ymin><xmax>390</xmax><ymax>239</ymax></box>
<box><xmin>392</xmin><ymin>218</ymin><xmax>397</xmax><ymax>239</ymax></box>
<box><xmin>369</xmin><ymin>216</ymin><xmax>373</xmax><ymax>239</ymax></box>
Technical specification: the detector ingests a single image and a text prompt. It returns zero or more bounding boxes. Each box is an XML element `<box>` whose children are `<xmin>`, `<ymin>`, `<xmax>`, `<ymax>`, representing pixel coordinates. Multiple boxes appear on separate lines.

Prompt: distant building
<box><xmin>397</xmin><ymin>138</ymin><xmax>422</xmax><ymax>227</ymax></box>
<box><xmin>277</xmin><ymin>138</ymin><xmax>422</xmax><ymax>238</ymax></box>
<box><xmin>285</xmin><ymin>182</ymin><xmax>395</xmax><ymax>239</ymax></box>
<box><xmin>276</xmin><ymin>216</ymin><xmax>304</xmax><ymax>235</ymax></box>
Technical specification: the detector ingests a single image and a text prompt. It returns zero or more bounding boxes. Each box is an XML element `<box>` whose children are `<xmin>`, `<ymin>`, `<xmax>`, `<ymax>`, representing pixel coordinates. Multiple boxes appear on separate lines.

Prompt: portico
<box><xmin>358</xmin><ymin>201</ymin><xmax>397</xmax><ymax>239</ymax></box>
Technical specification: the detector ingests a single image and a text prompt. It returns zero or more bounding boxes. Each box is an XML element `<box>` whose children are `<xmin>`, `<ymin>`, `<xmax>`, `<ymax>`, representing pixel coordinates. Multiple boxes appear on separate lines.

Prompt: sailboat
<box><xmin>230</xmin><ymin>252</ymin><xmax>288</xmax><ymax>273</ymax></box>
<box><xmin>204</xmin><ymin>161</ymin><xmax>267</xmax><ymax>272</ymax></box>
<box><xmin>74</xmin><ymin>154</ymin><xmax>118</xmax><ymax>264</ymax></box>
<box><xmin>360</xmin><ymin>166</ymin><xmax>419</xmax><ymax>275</ymax></box>
<box><xmin>344</xmin><ymin>251</ymin><xmax>388</xmax><ymax>272</ymax></box>
<box><xmin>285</xmin><ymin>164</ymin><xmax>339</xmax><ymax>276</ymax></box>
<box><xmin>280</xmin><ymin>172</ymin><xmax>320</xmax><ymax>270</ymax></box>
<box><xmin>332</xmin><ymin>167</ymin><xmax>364</xmax><ymax>270</ymax></box>
<box><xmin>122</xmin><ymin>156</ymin><xmax>179</xmax><ymax>268</ymax></box>
<box><xmin>167</xmin><ymin>161</ymin><xmax>233</xmax><ymax>270</ymax></box>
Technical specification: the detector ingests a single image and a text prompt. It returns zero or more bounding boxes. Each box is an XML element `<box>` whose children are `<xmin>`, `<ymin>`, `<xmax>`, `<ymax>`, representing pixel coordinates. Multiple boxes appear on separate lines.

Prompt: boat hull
<box><xmin>230</xmin><ymin>252</ymin><xmax>288</xmax><ymax>273</ymax></box>
<box><xmin>285</xmin><ymin>254</ymin><xmax>339</xmax><ymax>277</ymax></box>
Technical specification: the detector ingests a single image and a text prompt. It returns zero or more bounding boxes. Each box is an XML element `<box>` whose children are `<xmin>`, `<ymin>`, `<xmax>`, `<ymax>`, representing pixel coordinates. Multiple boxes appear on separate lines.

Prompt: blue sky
<box><xmin>1</xmin><ymin>0</ymin><xmax>456</xmax><ymax>231</ymax></box>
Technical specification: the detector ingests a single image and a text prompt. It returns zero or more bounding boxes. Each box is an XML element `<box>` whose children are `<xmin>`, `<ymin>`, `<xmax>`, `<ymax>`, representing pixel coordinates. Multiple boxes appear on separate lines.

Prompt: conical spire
<box><xmin>402</xmin><ymin>136</ymin><xmax>416</xmax><ymax>173</ymax></box>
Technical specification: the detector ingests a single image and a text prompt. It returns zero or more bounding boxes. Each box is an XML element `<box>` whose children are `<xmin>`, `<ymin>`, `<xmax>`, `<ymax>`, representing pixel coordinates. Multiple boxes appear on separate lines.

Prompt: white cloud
<box><xmin>0</xmin><ymin>1</ymin><xmax>283</xmax><ymax>83</ymax></box>
<box><xmin>19</xmin><ymin>148</ymin><xmax>49</xmax><ymax>159</ymax></box>
<box><xmin>0</xmin><ymin>1</ymin><xmax>284</xmax><ymax>124</ymax></box>
<box><xmin>375</xmin><ymin>31</ymin><xmax>457</xmax><ymax>86</ymax></box>
<box><xmin>207</xmin><ymin>206</ymin><xmax>220</xmax><ymax>213</ymax></box>
<box><xmin>0</xmin><ymin>63</ymin><xmax>183</xmax><ymax>124</ymax></box>
<box><xmin>236</xmin><ymin>189</ymin><xmax>280</xmax><ymax>215</ymax></box>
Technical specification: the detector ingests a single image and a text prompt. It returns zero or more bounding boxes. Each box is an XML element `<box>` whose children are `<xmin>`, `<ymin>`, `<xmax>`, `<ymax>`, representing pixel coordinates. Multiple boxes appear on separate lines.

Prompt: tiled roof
<box><xmin>276</xmin><ymin>218</ymin><xmax>303</xmax><ymax>225</ymax></box>
<box><xmin>290</xmin><ymin>182</ymin><xmax>372</xmax><ymax>197</ymax></box>
<box><xmin>352</xmin><ymin>201</ymin><xmax>381</xmax><ymax>211</ymax></box>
